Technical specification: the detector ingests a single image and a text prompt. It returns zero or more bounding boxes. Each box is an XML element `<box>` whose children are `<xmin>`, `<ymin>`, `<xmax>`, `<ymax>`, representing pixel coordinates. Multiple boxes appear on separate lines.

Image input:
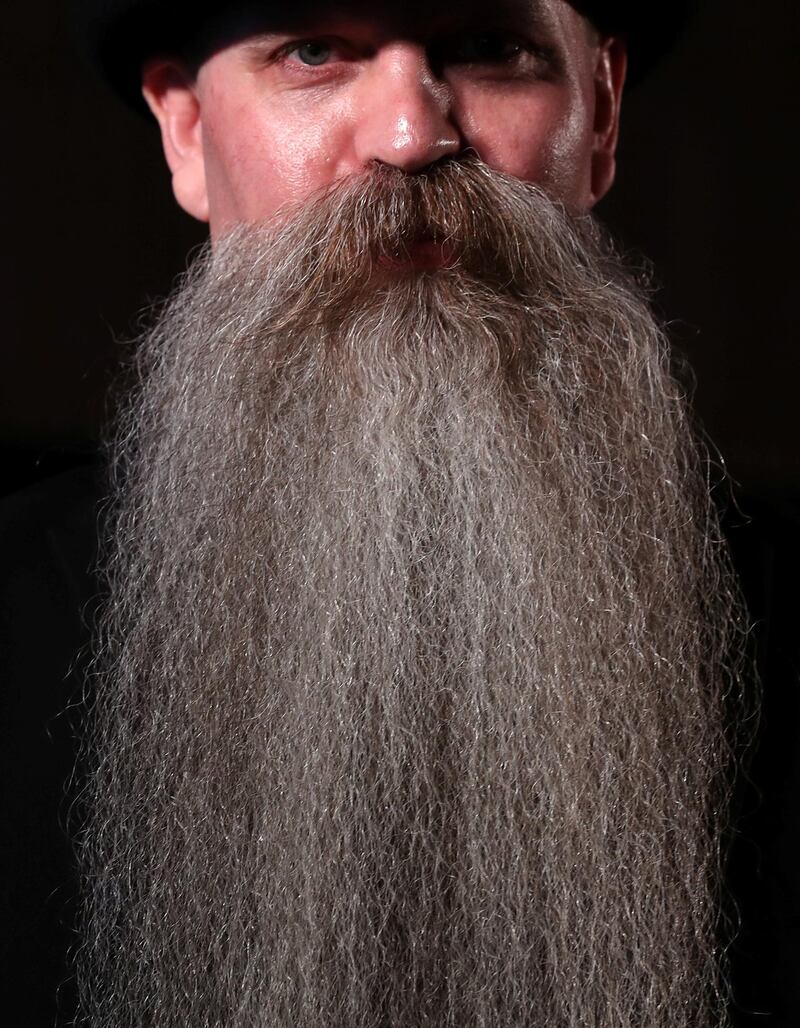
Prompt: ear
<box><xmin>588</xmin><ymin>37</ymin><xmax>627</xmax><ymax>206</ymax></box>
<box><xmin>141</xmin><ymin>59</ymin><xmax>210</xmax><ymax>222</ymax></box>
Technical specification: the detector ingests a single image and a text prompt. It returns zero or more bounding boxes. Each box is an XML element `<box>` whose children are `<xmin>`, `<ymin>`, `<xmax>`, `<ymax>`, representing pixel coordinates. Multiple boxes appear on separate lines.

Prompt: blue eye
<box><xmin>292</xmin><ymin>41</ymin><xmax>332</xmax><ymax>66</ymax></box>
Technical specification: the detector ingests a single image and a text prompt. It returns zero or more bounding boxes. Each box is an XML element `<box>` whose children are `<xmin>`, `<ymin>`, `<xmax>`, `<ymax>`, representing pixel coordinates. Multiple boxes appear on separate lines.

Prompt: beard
<box><xmin>76</xmin><ymin>158</ymin><xmax>744</xmax><ymax>1027</ymax></box>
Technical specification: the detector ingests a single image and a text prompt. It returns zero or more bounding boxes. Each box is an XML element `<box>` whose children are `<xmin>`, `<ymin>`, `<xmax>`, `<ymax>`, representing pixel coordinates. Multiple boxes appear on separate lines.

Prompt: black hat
<box><xmin>76</xmin><ymin>0</ymin><xmax>698</xmax><ymax>113</ymax></box>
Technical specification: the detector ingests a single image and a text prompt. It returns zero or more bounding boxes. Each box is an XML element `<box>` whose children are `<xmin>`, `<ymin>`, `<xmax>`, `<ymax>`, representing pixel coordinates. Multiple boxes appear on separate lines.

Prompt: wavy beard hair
<box><xmin>76</xmin><ymin>158</ymin><xmax>745</xmax><ymax>1027</ymax></box>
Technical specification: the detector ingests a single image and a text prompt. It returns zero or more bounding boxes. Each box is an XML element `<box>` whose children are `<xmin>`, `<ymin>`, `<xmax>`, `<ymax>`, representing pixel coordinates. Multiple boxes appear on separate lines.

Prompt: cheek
<box><xmin>458</xmin><ymin>86</ymin><xmax>595</xmax><ymax>208</ymax></box>
<box><xmin>202</xmin><ymin>93</ymin><xmax>350</xmax><ymax>231</ymax></box>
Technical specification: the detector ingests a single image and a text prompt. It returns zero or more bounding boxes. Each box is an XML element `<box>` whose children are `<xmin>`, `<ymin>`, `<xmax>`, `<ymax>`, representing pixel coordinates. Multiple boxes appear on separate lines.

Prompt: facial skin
<box><xmin>142</xmin><ymin>0</ymin><xmax>626</xmax><ymax>236</ymax></box>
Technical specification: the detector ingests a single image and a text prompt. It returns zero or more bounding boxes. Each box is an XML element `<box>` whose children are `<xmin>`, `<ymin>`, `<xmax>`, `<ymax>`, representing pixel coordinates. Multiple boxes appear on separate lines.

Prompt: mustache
<box><xmin>211</xmin><ymin>156</ymin><xmax>612</xmax><ymax>326</ymax></box>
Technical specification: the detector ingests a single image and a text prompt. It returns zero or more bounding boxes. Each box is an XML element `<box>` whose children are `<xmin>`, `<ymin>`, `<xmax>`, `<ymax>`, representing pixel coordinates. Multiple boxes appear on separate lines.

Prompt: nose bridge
<box><xmin>354</xmin><ymin>43</ymin><xmax>462</xmax><ymax>172</ymax></box>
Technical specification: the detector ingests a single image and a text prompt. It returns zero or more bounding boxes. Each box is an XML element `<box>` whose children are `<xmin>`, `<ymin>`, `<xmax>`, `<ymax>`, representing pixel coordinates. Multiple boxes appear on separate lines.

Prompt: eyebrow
<box><xmin>217</xmin><ymin>0</ymin><xmax>553</xmax><ymax>49</ymax></box>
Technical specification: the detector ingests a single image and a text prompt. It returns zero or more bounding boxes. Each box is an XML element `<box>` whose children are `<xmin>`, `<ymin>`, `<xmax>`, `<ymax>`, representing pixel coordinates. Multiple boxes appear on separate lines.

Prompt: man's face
<box><xmin>79</xmin><ymin>9</ymin><xmax>744</xmax><ymax>1020</ymax></box>
<box><xmin>143</xmin><ymin>0</ymin><xmax>626</xmax><ymax>236</ymax></box>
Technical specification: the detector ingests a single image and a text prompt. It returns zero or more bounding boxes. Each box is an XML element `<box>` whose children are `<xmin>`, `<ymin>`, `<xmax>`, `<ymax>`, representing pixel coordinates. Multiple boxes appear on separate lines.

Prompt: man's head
<box><xmin>74</xmin><ymin>0</ymin><xmax>699</xmax><ymax>235</ymax></box>
<box><xmin>74</xmin><ymin>3</ymin><xmax>747</xmax><ymax>1026</ymax></box>
<box><xmin>138</xmin><ymin>0</ymin><xmax>625</xmax><ymax>234</ymax></box>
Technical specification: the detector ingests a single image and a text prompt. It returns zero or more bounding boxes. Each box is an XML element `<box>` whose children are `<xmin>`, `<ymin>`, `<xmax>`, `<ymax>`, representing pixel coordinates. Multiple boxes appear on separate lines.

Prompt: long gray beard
<box><xmin>76</xmin><ymin>160</ymin><xmax>744</xmax><ymax>1026</ymax></box>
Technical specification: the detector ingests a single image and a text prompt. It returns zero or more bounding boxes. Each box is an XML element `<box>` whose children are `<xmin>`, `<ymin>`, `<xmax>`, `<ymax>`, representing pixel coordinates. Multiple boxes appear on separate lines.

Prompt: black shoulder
<box><xmin>0</xmin><ymin>456</ymin><xmax>105</xmax><ymax>680</ymax></box>
<box><xmin>723</xmin><ymin>489</ymin><xmax>800</xmax><ymax>1027</ymax></box>
<box><xmin>0</xmin><ymin>459</ymin><xmax>103</xmax><ymax>589</ymax></box>
<box><xmin>0</xmin><ymin>460</ymin><xmax>104</xmax><ymax>1027</ymax></box>
<box><xmin>723</xmin><ymin>489</ymin><xmax>800</xmax><ymax>691</ymax></box>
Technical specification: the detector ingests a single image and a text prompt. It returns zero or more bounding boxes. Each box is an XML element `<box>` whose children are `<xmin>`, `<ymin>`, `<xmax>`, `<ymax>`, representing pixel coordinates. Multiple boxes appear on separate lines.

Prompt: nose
<box><xmin>353</xmin><ymin>44</ymin><xmax>463</xmax><ymax>173</ymax></box>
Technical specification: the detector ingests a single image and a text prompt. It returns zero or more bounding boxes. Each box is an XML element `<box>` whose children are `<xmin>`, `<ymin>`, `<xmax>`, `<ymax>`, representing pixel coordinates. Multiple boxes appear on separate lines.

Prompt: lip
<box><xmin>378</xmin><ymin>238</ymin><xmax>457</xmax><ymax>272</ymax></box>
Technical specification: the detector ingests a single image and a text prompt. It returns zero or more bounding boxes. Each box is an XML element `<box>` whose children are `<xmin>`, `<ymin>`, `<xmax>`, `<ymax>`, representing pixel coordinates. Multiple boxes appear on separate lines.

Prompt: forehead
<box><xmin>186</xmin><ymin>0</ymin><xmax>568</xmax><ymax>55</ymax></box>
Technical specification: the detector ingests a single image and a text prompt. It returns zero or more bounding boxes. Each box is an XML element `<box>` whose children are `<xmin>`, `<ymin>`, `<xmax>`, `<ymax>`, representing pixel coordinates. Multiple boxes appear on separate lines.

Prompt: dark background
<box><xmin>1</xmin><ymin>0</ymin><xmax>798</xmax><ymax>497</ymax></box>
<box><xmin>0</xmin><ymin>4</ymin><xmax>798</xmax><ymax>1024</ymax></box>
